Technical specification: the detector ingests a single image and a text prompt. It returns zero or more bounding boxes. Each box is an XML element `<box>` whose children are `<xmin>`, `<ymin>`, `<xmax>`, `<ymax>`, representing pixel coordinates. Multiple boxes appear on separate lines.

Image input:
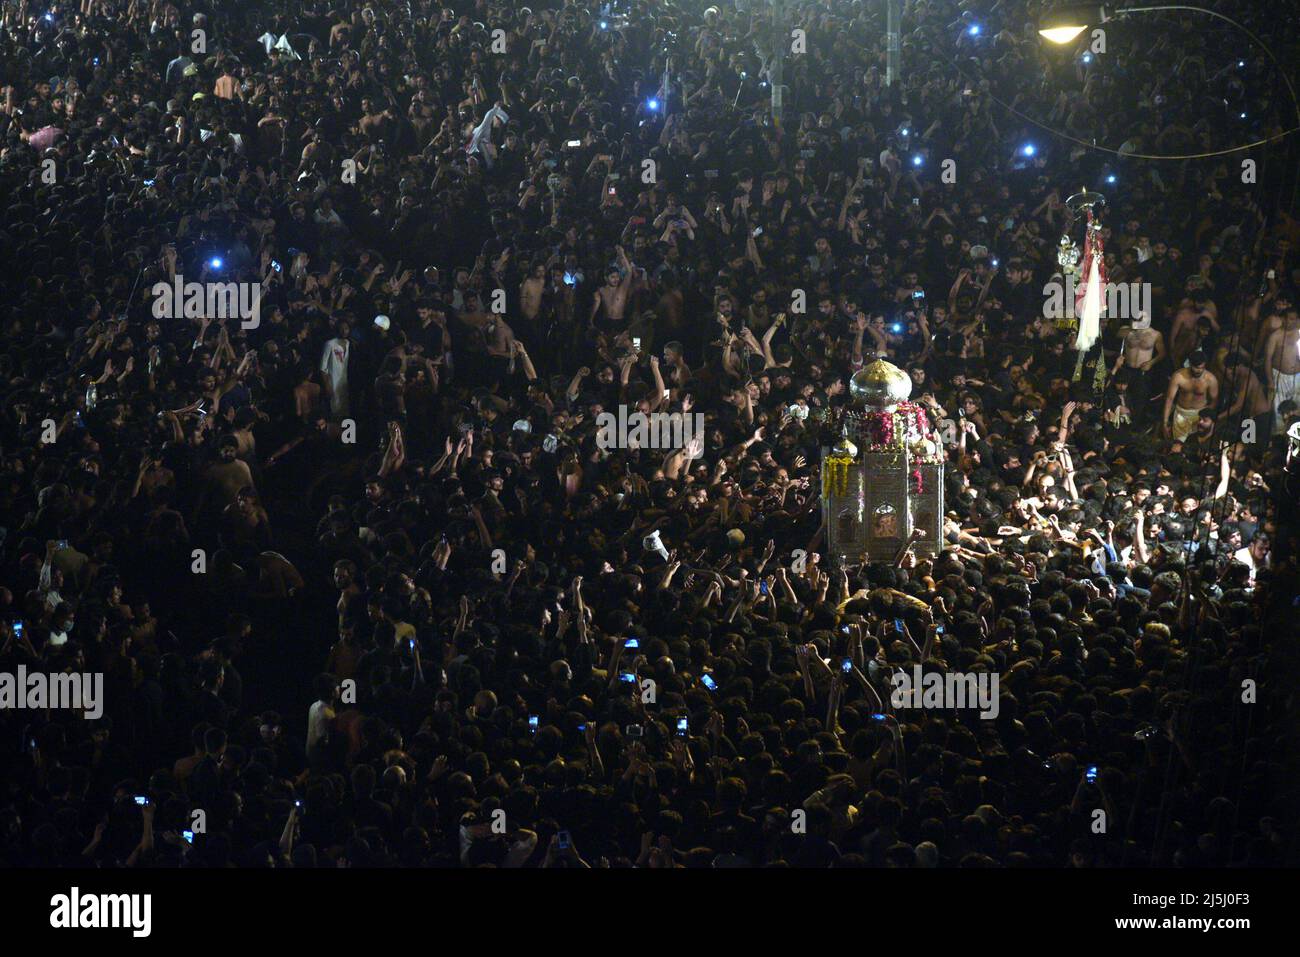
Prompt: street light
<box><xmin>1040</xmin><ymin>1</ymin><xmax>1294</xmax><ymax>67</ymax></box>
<box><xmin>1037</xmin><ymin>3</ymin><xmax>1299</xmax><ymax>131</ymax></box>
<box><xmin>1038</xmin><ymin>4</ymin><xmax>1102</xmax><ymax>44</ymax></box>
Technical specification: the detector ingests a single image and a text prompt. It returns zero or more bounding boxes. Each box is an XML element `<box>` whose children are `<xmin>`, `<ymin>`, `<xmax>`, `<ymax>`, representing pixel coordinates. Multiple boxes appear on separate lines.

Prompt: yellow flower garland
<box><xmin>822</xmin><ymin>454</ymin><xmax>856</xmax><ymax>499</ymax></box>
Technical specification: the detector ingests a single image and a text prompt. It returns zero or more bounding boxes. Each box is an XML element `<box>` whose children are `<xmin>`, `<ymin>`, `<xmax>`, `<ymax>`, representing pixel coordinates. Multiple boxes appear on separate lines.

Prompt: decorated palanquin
<box><xmin>820</xmin><ymin>357</ymin><xmax>945</xmax><ymax>563</ymax></box>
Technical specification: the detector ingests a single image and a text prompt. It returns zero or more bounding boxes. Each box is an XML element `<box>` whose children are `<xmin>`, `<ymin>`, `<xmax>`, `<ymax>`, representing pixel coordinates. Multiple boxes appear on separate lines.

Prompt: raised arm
<box><xmin>1210</xmin><ymin>445</ymin><xmax>1231</xmax><ymax>500</ymax></box>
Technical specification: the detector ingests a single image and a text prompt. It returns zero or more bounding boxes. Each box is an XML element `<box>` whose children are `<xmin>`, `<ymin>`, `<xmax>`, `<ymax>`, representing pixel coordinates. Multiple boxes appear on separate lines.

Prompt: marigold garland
<box><xmin>822</xmin><ymin>454</ymin><xmax>856</xmax><ymax>499</ymax></box>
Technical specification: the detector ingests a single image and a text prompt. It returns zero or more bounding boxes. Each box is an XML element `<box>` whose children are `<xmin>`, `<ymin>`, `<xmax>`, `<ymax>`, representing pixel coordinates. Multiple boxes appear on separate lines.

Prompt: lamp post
<box><xmin>886</xmin><ymin>0</ymin><xmax>901</xmax><ymax>87</ymax></box>
<box><xmin>1038</xmin><ymin>2</ymin><xmax>1258</xmax><ymax>44</ymax></box>
<box><xmin>1037</xmin><ymin>3</ymin><xmax>1299</xmax><ymax>120</ymax></box>
<box><xmin>1040</xmin><ymin>8</ymin><xmax>1299</xmax><ymax>866</ymax></box>
<box><xmin>770</xmin><ymin>0</ymin><xmax>786</xmax><ymax>126</ymax></box>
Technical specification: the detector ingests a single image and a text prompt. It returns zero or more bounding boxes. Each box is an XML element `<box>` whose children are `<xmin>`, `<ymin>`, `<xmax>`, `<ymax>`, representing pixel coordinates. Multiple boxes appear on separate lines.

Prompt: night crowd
<box><xmin>0</xmin><ymin>0</ymin><xmax>1298</xmax><ymax>868</ymax></box>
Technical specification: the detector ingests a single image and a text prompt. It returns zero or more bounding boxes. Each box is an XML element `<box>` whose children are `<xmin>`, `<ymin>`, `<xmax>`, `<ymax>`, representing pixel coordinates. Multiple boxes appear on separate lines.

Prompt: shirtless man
<box><xmin>516</xmin><ymin>261</ymin><xmax>547</xmax><ymax>356</ymax></box>
<box><xmin>1163</xmin><ymin>350</ymin><xmax>1219</xmax><ymax>441</ymax></box>
<box><xmin>195</xmin><ymin>435</ymin><xmax>256</xmax><ymax>528</ymax></box>
<box><xmin>1168</xmin><ymin>299</ymin><xmax>1204</xmax><ymax>368</ymax></box>
<box><xmin>1217</xmin><ymin>352</ymin><xmax>1273</xmax><ymax>443</ymax></box>
<box><xmin>1262</xmin><ymin>307</ymin><xmax>1300</xmax><ymax>434</ymax></box>
<box><xmin>456</xmin><ymin>292</ymin><xmax>494</xmax><ymax>354</ymax></box>
<box><xmin>1252</xmin><ymin>295</ymin><xmax>1293</xmax><ymax>367</ymax></box>
<box><xmin>358</xmin><ymin>97</ymin><xmax>394</xmax><ymax>142</ymax></box>
<box><xmin>655</xmin><ymin>273</ymin><xmax>684</xmax><ymax>340</ymax></box>
<box><xmin>483</xmin><ymin>313</ymin><xmax>517</xmax><ymax>361</ymax></box>
<box><xmin>332</xmin><ymin>559</ymin><xmax>362</xmax><ymax>630</ymax></box>
<box><xmin>456</xmin><ymin>292</ymin><xmax>516</xmax><ymax>381</ymax></box>
<box><xmin>520</xmin><ymin>262</ymin><xmax>546</xmax><ymax>322</ymax></box>
<box><xmin>589</xmin><ymin>245</ymin><xmax>639</xmax><ymax>328</ymax></box>
<box><xmin>662</xmin><ymin>340</ymin><xmax>692</xmax><ymax>389</ymax></box>
<box><xmin>1111</xmin><ymin>316</ymin><xmax>1165</xmax><ymax>423</ymax></box>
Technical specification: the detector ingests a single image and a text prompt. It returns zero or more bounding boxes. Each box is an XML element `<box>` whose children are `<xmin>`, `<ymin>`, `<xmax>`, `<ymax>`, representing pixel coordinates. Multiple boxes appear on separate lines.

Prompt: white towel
<box><xmin>465</xmin><ymin>104</ymin><xmax>510</xmax><ymax>166</ymax></box>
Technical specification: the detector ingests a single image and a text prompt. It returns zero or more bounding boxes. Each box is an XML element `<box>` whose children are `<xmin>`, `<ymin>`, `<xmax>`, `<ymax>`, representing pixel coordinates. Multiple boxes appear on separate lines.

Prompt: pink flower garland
<box><xmin>860</xmin><ymin>403</ymin><xmax>935</xmax><ymax>454</ymax></box>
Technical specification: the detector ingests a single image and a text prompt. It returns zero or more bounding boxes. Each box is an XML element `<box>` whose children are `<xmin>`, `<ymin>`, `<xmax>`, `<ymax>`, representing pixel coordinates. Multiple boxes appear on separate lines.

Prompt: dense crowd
<box><xmin>1</xmin><ymin>0</ymin><xmax>1298</xmax><ymax>868</ymax></box>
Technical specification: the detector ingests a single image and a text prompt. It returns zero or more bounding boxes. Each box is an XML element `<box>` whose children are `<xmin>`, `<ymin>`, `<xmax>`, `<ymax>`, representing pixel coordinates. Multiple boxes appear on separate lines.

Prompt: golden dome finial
<box><xmin>849</xmin><ymin>356</ymin><xmax>912</xmax><ymax>410</ymax></box>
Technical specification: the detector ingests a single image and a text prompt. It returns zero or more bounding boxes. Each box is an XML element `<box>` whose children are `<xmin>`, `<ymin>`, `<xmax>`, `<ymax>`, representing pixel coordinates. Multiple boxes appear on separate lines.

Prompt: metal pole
<box><xmin>886</xmin><ymin>0</ymin><xmax>900</xmax><ymax>87</ymax></box>
<box><xmin>770</xmin><ymin>0</ymin><xmax>785</xmax><ymax>126</ymax></box>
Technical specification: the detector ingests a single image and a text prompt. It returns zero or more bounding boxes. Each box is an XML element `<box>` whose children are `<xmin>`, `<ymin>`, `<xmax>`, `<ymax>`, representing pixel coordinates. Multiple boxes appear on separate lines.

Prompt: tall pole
<box><xmin>770</xmin><ymin>0</ymin><xmax>786</xmax><ymax>127</ymax></box>
<box><xmin>886</xmin><ymin>0</ymin><xmax>900</xmax><ymax>87</ymax></box>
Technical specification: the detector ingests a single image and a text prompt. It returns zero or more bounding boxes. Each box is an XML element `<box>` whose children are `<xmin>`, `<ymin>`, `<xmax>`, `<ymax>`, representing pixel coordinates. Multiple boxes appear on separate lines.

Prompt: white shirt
<box><xmin>306</xmin><ymin>699</ymin><xmax>335</xmax><ymax>754</ymax></box>
<box><xmin>314</xmin><ymin>208</ymin><xmax>344</xmax><ymax>230</ymax></box>
<box><xmin>1232</xmin><ymin>546</ymin><xmax>1269</xmax><ymax>584</ymax></box>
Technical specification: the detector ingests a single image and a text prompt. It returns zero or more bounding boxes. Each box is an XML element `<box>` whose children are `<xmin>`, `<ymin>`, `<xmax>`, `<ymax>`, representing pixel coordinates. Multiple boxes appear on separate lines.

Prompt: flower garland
<box><xmin>864</xmin><ymin>411</ymin><xmax>897</xmax><ymax>449</ymax></box>
<box><xmin>822</xmin><ymin>454</ymin><xmax>856</xmax><ymax>499</ymax></box>
<box><xmin>861</xmin><ymin>402</ymin><xmax>933</xmax><ymax>453</ymax></box>
<box><xmin>905</xmin><ymin>402</ymin><xmax>931</xmax><ymax>436</ymax></box>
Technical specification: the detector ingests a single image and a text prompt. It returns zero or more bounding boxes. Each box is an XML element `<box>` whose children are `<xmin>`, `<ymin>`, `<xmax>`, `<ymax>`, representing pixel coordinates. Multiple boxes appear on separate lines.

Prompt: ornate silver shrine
<box><xmin>820</xmin><ymin>358</ymin><xmax>946</xmax><ymax>563</ymax></box>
